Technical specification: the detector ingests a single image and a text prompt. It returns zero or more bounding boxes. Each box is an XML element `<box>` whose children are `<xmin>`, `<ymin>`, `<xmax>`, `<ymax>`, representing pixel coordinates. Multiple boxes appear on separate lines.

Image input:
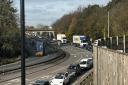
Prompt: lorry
<box><xmin>73</xmin><ymin>35</ymin><xmax>88</xmax><ymax>47</ymax></box>
<box><xmin>57</xmin><ymin>34</ymin><xmax>67</xmax><ymax>44</ymax></box>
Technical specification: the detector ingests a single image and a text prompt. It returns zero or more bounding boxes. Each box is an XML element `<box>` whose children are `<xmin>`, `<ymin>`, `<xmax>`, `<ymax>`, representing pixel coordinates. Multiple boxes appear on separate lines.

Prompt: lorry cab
<box><xmin>62</xmin><ymin>37</ymin><xmax>67</xmax><ymax>44</ymax></box>
<box><xmin>80</xmin><ymin>39</ymin><xmax>88</xmax><ymax>47</ymax></box>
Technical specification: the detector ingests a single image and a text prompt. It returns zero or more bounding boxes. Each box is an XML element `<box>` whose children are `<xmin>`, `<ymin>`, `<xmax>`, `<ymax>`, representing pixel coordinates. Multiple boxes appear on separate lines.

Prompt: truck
<box><xmin>57</xmin><ymin>34</ymin><xmax>67</xmax><ymax>44</ymax></box>
<box><xmin>73</xmin><ymin>35</ymin><xmax>88</xmax><ymax>47</ymax></box>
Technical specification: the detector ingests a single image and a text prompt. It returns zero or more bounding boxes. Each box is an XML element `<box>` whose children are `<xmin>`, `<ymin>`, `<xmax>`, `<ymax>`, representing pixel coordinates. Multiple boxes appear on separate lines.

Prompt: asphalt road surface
<box><xmin>0</xmin><ymin>45</ymin><xmax>92</xmax><ymax>85</ymax></box>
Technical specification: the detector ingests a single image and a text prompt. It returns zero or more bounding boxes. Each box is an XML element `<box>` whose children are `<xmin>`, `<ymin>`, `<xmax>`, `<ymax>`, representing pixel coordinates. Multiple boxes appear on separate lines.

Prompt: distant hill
<box><xmin>52</xmin><ymin>0</ymin><xmax>128</xmax><ymax>41</ymax></box>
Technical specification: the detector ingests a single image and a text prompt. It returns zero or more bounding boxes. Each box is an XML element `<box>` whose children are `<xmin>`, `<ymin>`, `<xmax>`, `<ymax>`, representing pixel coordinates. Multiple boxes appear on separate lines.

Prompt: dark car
<box><xmin>67</xmin><ymin>63</ymin><xmax>81</xmax><ymax>76</ymax></box>
<box><xmin>33</xmin><ymin>80</ymin><xmax>50</xmax><ymax>85</ymax></box>
<box><xmin>88</xmin><ymin>58</ymin><xmax>93</xmax><ymax>68</ymax></box>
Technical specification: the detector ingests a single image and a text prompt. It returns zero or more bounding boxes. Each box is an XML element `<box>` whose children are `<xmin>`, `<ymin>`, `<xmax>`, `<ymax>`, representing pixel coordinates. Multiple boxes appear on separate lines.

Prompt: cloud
<box><xmin>13</xmin><ymin>0</ymin><xmax>111</xmax><ymax>26</ymax></box>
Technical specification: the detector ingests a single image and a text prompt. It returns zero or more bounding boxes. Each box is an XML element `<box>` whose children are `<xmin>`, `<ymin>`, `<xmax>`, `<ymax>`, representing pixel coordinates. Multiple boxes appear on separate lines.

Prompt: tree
<box><xmin>0</xmin><ymin>0</ymin><xmax>20</xmax><ymax>59</ymax></box>
<box><xmin>52</xmin><ymin>0</ymin><xmax>128</xmax><ymax>41</ymax></box>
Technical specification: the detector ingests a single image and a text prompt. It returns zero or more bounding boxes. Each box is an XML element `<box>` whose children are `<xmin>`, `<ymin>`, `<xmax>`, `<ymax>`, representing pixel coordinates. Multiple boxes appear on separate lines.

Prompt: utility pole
<box><xmin>108</xmin><ymin>11</ymin><xmax>110</xmax><ymax>38</ymax></box>
<box><xmin>20</xmin><ymin>0</ymin><xmax>26</xmax><ymax>85</ymax></box>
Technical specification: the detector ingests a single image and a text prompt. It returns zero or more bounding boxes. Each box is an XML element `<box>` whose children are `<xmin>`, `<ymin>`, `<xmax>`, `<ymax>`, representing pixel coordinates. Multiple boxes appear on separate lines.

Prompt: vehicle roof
<box><xmin>80</xmin><ymin>57</ymin><xmax>92</xmax><ymax>61</ymax></box>
<box><xmin>80</xmin><ymin>58</ymin><xmax>89</xmax><ymax>61</ymax></box>
<box><xmin>88</xmin><ymin>57</ymin><xmax>92</xmax><ymax>59</ymax></box>
<box><xmin>54</xmin><ymin>73</ymin><xmax>65</xmax><ymax>79</ymax></box>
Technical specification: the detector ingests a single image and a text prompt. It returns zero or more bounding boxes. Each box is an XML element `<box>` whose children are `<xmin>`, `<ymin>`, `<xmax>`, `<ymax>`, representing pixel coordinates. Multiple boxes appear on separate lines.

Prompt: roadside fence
<box><xmin>97</xmin><ymin>35</ymin><xmax>128</xmax><ymax>53</ymax></box>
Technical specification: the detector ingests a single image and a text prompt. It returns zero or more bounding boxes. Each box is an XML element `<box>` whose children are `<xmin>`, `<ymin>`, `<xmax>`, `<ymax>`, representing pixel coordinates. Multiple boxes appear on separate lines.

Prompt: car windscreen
<box><xmin>68</xmin><ymin>66</ymin><xmax>77</xmax><ymax>70</ymax></box>
<box><xmin>63</xmin><ymin>37</ymin><xmax>66</xmax><ymax>39</ymax></box>
<box><xmin>80</xmin><ymin>61</ymin><xmax>87</xmax><ymax>64</ymax></box>
<box><xmin>88</xmin><ymin>59</ymin><xmax>92</xmax><ymax>61</ymax></box>
<box><xmin>81</xmin><ymin>40</ymin><xmax>86</xmax><ymax>43</ymax></box>
<box><xmin>55</xmin><ymin>74</ymin><xmax>64</xmax><ymax>79</ymax></box>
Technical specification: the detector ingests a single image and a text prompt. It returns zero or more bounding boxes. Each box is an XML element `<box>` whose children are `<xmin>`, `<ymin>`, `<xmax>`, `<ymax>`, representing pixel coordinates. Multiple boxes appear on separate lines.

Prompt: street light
<box><xmin>20</xmin><ymin>0</ymin><xmax>26</xmax><ymax>85</ymax></box>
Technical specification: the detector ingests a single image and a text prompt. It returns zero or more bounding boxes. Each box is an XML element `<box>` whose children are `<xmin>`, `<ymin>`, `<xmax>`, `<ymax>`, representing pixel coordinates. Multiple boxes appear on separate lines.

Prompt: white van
<box><xmin>79</xmin><ymin>58</ymin><xmax>90</xmax><ymax>70</ymax></box>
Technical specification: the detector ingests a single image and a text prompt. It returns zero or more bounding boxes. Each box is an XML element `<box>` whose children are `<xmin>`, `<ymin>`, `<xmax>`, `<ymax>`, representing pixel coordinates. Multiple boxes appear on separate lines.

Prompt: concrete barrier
<box><xmin>73</xmin><ymin>69</ymin><xmax>93</xmax><ymax>85</ymax></box>
<box><xmin>93</xmin><ymin>46</ymin><xmax>128</xmax><ymax>85</ymax></box>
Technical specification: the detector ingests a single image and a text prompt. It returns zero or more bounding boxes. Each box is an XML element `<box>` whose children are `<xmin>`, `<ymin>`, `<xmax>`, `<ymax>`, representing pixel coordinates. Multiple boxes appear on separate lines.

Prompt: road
<box><xmin>0</xmin><ymin>45</ymin><xmax>92</xmax><ymax>85</ymax></box>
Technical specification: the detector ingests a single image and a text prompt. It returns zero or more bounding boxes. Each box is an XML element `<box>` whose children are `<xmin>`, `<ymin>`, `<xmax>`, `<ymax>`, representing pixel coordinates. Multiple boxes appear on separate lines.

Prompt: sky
<box><xmin>13</xmin><ymin>0</ymin><xmax>111</xmax><ymax>27</ymax></box>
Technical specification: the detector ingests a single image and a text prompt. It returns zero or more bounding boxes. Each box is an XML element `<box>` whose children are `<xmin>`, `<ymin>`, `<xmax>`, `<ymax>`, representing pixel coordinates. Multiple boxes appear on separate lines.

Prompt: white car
<box><xmin>79</xmin><ymin>58</ymin><xmax>90</xmax><ymax>70</ymax></box>
<box><xmin>50</xmin><ymin>73</ymin><xmax>70</xmax><ymax>85</ymax></box>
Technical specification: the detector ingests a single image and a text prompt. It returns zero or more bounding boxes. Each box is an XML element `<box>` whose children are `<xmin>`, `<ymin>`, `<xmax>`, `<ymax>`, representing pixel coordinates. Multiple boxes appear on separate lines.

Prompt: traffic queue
<box><xmin>32</xmin><ymin>57</ymin><xmax>93</xmax><ymax>85</ymax></box>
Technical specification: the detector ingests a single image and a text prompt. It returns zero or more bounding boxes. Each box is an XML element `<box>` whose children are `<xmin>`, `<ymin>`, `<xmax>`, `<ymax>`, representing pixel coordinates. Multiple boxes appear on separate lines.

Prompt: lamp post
<box><xmin>20</xmin><ymin>0</ymin><xmax>26</xmax><ymax>85</ymax></box>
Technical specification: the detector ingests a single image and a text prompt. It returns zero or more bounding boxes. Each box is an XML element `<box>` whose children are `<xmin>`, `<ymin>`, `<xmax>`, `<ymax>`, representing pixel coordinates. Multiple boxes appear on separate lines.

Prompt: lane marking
<box><xmin>4</xmin><ymin>82</ymin><xmax>12</xmax><ymax>85</ymax></box>
<box><xmin>41</xmin><ymin>75</ymin><xmax>53</xmax><ymax>79</ymax></box>
<box><xmin>9</xmin><ymin>78</ymin><xmax>20</xmax><ymax>83</ymax></box>
<box><xmin>4</xmin><ymin>78</ymin><xmax>30</xmax><ymax>85</ymax></box>
<box><xmin>74</xmin><ymin>55</ymin><xmax>77</xmax><ymax>57</ymax></box>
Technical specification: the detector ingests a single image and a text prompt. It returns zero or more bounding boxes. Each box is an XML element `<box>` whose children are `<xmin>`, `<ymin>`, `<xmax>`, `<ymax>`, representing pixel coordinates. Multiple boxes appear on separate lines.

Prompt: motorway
<box><xmin>0</xmin><ymin>45</ymin><xmax>92</xmax><ymax>85</ymax></box>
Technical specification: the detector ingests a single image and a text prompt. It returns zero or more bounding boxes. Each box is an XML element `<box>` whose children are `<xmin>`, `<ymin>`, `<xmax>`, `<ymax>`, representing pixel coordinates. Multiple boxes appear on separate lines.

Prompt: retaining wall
<box><xmin>93</xmin><ymin>46</ymin><xmax>128</xmax><ymax>85</ymax></box>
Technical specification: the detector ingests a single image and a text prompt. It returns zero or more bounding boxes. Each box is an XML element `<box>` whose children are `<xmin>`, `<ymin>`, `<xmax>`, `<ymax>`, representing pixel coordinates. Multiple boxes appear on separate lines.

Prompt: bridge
<box><xmin>25</xmin><ymin>29</ymin><xmax>56</xmax><ymax>38</ymax></box>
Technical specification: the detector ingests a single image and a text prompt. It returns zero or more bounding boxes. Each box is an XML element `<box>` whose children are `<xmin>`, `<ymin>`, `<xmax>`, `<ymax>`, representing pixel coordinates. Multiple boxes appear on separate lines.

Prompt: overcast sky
<box><xmin>13</xmin><ymin>0</ymin><xmax>111</xmax><ymax>26</ymax></box>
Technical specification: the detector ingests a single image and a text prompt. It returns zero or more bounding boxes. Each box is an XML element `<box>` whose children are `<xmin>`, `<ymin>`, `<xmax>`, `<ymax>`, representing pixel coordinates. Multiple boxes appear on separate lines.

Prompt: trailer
<box><xmin>57</xmin><ymin>34</ymin><xmax>67</xmax><ymax>44</ymax></box>
<box><xmin>73</xmin><ymin>35</ymin><xmax>88</xmax><ymax>47</ymax></box>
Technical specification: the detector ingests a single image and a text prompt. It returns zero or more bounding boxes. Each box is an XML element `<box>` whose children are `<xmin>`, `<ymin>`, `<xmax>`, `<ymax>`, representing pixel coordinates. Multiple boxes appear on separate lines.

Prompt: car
<box><xmin>50</xmin><ymin>72</ymin><xmax>70</xmax><ymax>85</ymax></box>
<box><xmin>67</xmin><ymin>63</ymin><xmax>81</xmax><ymax>76</ymax></box>
<box><xmin>87</xmin><ymin>58</ymin><xmax>93</xmax><ymax>68</ymax></box>
<box><xmin>32</xmin><ymin>80</ymin><xmax>50</xmax><ymax>85</ymax></box>
<box><xmin>85</xmin><ymin>45</ymin><xmax>93</xmax><ymax>52</ymax></box>
<box><xmin>79</xmin><ymin>58</ymin><xmax>91</xmax><ymax>70</ymax></box>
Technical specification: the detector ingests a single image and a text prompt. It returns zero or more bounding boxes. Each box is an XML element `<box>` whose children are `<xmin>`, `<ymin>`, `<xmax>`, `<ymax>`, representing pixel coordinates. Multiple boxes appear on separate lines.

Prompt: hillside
<box><xmin>52</xmin><ymin>0</ymin><xmax>128</xmax><ymax>41</ymax></box>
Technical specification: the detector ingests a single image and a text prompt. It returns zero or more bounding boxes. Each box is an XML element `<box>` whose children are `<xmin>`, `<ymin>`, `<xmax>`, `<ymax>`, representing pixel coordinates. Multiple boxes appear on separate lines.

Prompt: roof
<box><xmin>87</xmin><ymin>57</ymin><xmax>93</xmax><ymax>59</ymax></box>
<box><xmin>80</xmin><ymin>58</ymin><xmax>89</xmax><ymax>62</ymax></box>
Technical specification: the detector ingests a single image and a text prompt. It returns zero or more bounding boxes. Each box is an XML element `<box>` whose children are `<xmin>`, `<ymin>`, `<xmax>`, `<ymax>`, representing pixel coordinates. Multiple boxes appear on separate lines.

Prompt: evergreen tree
<box><xmin>0</xmin><ymin>0</ymin><xmax>20</xmax><ymax>58</ymax></box>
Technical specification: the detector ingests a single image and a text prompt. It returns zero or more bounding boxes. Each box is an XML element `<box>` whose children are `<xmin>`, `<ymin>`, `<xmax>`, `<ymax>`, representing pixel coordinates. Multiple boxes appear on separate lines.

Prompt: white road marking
<box><xmin>3</xmin><ymin>78</ymin><xmax>30</xmax><ymax>85</ymax></box>
<box><xmin>51</xmin><ymin>66</ymin><xmax>67</xmax><ymax>73</ymax></box>
<box><xmin>4</xmin><ymin>82</ymin><xmax>12</xmax><ymax>85</ymax></box>
<box><xmin>71</xmin><ymin>54</ymin><xmax>76</xmax><ymax>55</ymax></box>
<box><xmin>74</xmin><ymin>55</ymin><xmax>77</xmax><ymax>57</ymax></box>
<box><xmin>77</xmin><ymin>56</ymin><xmax>83</xmax><ymax>62</ymax></box>
<box><xmin>70</xmin><ymin>53</ymin><xmax>77</xmax><ymax>57</ymax></box>
<box><xmin>9</xmin><ymin>78</ymin><xmax>20</xmax><ymax>83</ymax></box>
<box><xmin>41</xmin><ymin>75</ymin><xmax>52</xmax><ymax>79</ymax></box>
